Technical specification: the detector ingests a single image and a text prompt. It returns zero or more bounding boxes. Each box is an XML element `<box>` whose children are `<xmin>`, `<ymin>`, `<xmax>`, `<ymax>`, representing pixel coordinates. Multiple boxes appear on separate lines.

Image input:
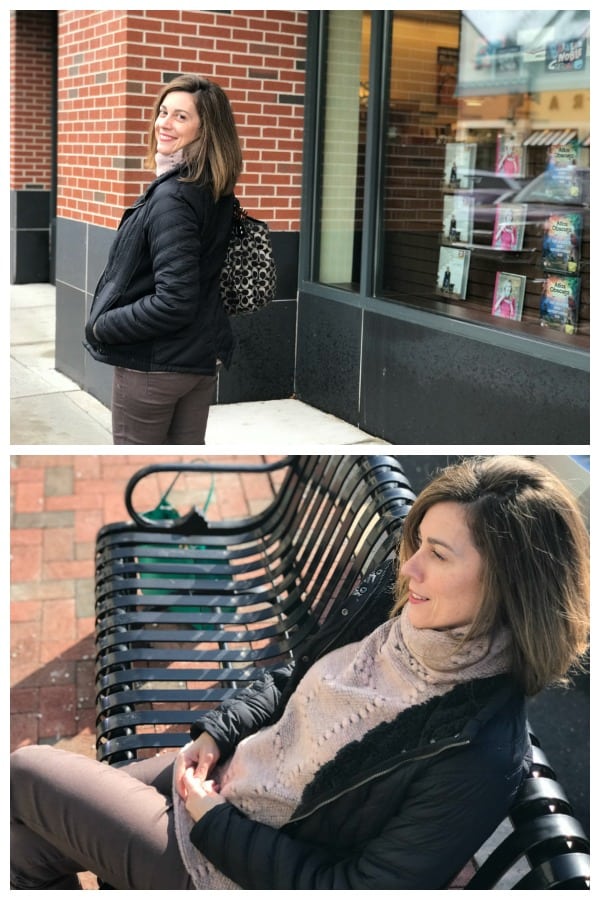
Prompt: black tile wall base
<box><xmin>359</xmin><ymin>311</ymin><xmax>589</xmax><ymax>444</ymax></box>
<box><xmin>11</xmin><ymin>229</ymin><xmax>50</xmax><ymax>284</ymax></box>
<box><xmin>83</xmin><ymin>351</ymin><xmax>115</xmax><ymax>409</ymax></box>
<box><xmin>54</xmin><ymin>281</ymin><xmax>87</xmax><ymax>386</ymax></box>
<box><xmin>217</xmin><ymin>300</ymin><xmax>296</xmax><ymax>403</ymax></box>
<box><xmin>270</xmin><ymin>231</ymin><xmax>300</xmax><ymax>301</ymax></box>
<box><xmin>295</xmin><ymin>293</ymin><xmax>362</xmax><ymax>424</ymax></box>
<box><xmin>10</xmin><ymin>190</ymin><xmax>51</xmax><ymax>284</ymax></box>
<box><xmin>10</xmin><ymin>189</ymin><xmax>50</xmax><ymax>229</ymax></box>
<box><xmin>296</xmin><ymin>289</ymin><xmax>589</xmax><ymax>444</ymax></box>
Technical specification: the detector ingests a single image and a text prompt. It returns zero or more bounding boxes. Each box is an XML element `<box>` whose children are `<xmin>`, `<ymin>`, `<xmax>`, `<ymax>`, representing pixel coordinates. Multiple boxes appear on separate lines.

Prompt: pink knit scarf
<box><xmin>155</xmin><ymin>148</ymin><xmax>184</xmax><ymax>176</ymax></box>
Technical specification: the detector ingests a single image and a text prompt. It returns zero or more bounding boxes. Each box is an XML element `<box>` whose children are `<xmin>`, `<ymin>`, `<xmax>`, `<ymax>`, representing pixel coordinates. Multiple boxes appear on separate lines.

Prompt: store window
<box><xmin>316</xmin><ymin>10</ymin><xmax>590</xmax><ymax>350</ymax></box>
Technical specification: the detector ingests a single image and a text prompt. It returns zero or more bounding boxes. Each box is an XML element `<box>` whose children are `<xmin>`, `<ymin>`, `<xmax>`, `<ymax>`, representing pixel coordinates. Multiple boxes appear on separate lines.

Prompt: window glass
<box><xmin>377</xmin><ymin>10</ymin><xmax>589</xmax><ymax>349</ymax></box>
<box><xmin>316</xmin><ymin>11</ymin><xmax>371</xmax><ymax>291</ymax></box>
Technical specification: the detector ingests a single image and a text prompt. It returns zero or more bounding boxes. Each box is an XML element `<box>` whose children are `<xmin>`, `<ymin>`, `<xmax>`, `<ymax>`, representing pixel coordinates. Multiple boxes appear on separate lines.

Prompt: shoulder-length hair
<box><xmin>392</xmin><ymin>456</ymin><xmax>589</xmax><ymax>696</ymax></box>
<box><xmin>145</xmin><ymin>75</ymin><xmax>243</xmax><ymax>200</ymax></box>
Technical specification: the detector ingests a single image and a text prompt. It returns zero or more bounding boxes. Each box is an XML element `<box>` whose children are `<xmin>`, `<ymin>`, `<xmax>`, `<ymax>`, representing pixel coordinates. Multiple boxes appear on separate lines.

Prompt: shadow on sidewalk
<box><xmin>11</xmin><ymin>633</ymin><xmax>97</xmax><ymax>756</ymax></box>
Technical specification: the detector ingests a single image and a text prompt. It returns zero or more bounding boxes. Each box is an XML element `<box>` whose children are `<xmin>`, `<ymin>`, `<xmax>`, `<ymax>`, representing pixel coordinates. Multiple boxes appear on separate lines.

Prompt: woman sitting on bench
<box><xmin>10</xmin><ymin>456</ymin><xmax>589</xmax><ymax>890</ymax></box>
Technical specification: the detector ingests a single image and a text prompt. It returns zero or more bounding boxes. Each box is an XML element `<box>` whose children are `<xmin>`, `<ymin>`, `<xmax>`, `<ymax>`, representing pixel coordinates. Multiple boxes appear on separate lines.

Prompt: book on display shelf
<box><xmin>541</xmin><ymin>211</ymin><xmax>582</xmax><ymax>274</ymax></box>
<box><xmin>443</xmin><ymin>142</ymin><xmax>476</xmax><ymax>190</ymax></box>
<box><xmin>539</xmin><ymin>274</ymin><xmax>580</xmax><ymax>334</ymax></box>
<box><xmin>442</xmin><ymin>193</ymin><xmax>474</xmax><ymax>244</ymax></box>
<box><xmin>492</xmin><ymin>203</ymin><xmax>526</xmax><ymax>252</ymax></box>
<box><xmin>544</xmin><ymin>143</ymin><xmax>583</xmax><ymax>202</ymax></box>
<box><xmin>495</xmin><ymin>132</ymin><xmax>526</xmax><ymax>177</ymax></box>
<box><xmin>436</xmin><ymin>245</ymin><xmax>471</xmax><ymax>300</ymax></box>
<box><xmin>491</xmin><ymin>271</ymin><xmax>526</xmax><ymax>321</ymax></box>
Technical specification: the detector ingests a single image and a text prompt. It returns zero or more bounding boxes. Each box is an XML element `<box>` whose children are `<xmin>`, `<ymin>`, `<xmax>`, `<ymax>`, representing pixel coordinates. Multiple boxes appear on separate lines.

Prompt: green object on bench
<box><xmin>139</xmin><ymin>471</ymin><xmax>231</xmax><ymax>629</ymax></box>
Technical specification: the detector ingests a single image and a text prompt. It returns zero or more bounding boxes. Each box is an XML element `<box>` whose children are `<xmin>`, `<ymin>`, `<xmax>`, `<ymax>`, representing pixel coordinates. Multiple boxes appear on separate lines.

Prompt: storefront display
<box><xmin>432</xmin><ymin>132</ymin><xmax>588</xmax><ymax>340</ymax></box>
<box><xmin>372</xmin><ymin>10</ymin><xmax>590</xmax><ymax>349</ymax></box>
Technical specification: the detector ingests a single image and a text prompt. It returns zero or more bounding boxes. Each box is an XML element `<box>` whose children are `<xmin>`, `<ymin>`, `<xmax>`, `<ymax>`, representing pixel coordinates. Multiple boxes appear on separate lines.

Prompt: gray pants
<box><xmin>10</xmin><ymin>745</ymin><xmax>194</xmax><ymax>890</ymax></box>
<box><xmin>112</xmin><ymin>367</ymin><xmax>217</xmax><ymax>445</ymax></box>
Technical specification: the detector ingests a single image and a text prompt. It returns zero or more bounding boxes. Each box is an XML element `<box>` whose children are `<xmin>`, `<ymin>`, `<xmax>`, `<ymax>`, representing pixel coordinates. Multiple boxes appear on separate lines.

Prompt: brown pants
<box><xmin>112</xmin><ymin>367</ymin><xmax>217</xmax><ymax>445</ymax></box>
<box><xmin>10</xmin><ymin>745</ymin><xmax>194</xmax><ymax>890</ymax></box>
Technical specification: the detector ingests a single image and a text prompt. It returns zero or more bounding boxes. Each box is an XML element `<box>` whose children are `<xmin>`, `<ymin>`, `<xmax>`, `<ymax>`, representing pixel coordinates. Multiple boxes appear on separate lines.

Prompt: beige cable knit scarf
<box><xmin>173</xmin><ymin>606</ymin><xmax>512</xmax><ymax>889</ymax></box>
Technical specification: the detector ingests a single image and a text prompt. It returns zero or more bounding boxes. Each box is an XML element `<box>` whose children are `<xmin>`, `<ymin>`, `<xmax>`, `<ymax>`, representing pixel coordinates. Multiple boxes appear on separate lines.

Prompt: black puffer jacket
<box><xmin>83</xmin><ymin>167</ymin><xmax>235</xmax><ymax>373</ymax></box>
<box><xmin>188</xmin><ymin>560</ymin><xmax>531</xmax><ymax>890</ymax></box>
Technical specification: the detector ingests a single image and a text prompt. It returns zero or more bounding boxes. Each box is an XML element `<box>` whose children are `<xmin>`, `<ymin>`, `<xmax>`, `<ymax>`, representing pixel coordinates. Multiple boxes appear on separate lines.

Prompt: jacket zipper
<box><xmin>286</xmin><ymin>737</ymin><xmax>471</xmax><ymax>825</ymax></box>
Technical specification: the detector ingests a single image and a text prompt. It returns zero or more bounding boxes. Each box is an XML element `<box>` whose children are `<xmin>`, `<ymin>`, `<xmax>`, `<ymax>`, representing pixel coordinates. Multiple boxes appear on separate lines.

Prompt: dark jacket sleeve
<box><xmin>189</xmin><ymin>733</ymin><xmax>525</xmax><ymax>890</ymax></box>
<box><xmin>93</xmin><ymin>187</ymin><xmax>208</xmax><ymax>345</ymax></box>
<box><xmin>189</xmin><ymin>663</ymin><xmax>294</xmax><ymax>757</ymax></box>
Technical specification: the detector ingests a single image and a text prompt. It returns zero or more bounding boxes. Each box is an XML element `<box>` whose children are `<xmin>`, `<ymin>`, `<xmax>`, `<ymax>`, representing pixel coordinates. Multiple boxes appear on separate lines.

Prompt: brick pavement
<box><xmin>10</xmin><ymin>454</ymin><xmax>284</xmax><ymax>889</ymax></box>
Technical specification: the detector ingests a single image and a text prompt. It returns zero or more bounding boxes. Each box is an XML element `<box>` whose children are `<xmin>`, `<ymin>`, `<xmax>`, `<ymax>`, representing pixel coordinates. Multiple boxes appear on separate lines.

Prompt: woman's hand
<box><xmin>174</xmin><ymin>732</ymin><xmax>221</xmax><ymax>800</ymax></box>
<box><xmin>182</xmin><ymin>772</ymin><xmax>227</xmax><ymax>822</ymax></box>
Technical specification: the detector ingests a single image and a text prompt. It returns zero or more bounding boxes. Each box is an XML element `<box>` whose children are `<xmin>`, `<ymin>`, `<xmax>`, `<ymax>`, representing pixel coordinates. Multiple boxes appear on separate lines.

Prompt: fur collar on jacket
<box><xmin>294</xmin><ymin>673</ymin><xmax>516</xmax><ymax>817</ymax></box>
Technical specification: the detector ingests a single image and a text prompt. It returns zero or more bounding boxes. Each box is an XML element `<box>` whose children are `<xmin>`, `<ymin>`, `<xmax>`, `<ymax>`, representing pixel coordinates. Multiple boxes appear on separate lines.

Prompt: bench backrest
<box><xmin>94</xmin><ymin>455</ymin><xmax>415</xmax><ymax>763</ymax></box>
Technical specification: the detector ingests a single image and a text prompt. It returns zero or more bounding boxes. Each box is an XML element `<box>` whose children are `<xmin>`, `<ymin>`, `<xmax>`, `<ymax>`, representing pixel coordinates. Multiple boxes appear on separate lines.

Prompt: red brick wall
<box><xmin>57</xmin><ymin>10</ymin><xmax>307</xmax><ymax>231</ymax></box>
<box><xmin>10</xmin><ymin>11</ymin><xmax>55</xmax><ymax>192</ymax></box>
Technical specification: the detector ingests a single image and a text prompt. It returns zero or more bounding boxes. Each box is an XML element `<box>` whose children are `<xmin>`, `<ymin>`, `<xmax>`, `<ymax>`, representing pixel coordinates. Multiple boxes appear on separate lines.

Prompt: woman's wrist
<box><xmin>186</xmin><ymin>790</ymin><xmax>226</xmax><ymax>822</ymax></box>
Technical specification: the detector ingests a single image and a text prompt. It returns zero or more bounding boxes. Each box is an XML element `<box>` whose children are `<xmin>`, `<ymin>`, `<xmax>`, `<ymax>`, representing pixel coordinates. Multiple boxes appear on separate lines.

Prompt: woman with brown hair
<box><xmin>84</xmin><ymin>75</ymin><xmax>243</xmax><ymax>445</ymax></box>
<box><xmin>11</xmin><ymin>456</ymin><xmax>589</xmax><ymax>889</ymax></box>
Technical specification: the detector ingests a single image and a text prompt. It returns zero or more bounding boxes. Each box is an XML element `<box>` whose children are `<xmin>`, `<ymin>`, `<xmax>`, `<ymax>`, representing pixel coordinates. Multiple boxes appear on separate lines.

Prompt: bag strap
<box><xmin>231</xmin><ymin>194</ymin><xmax>267</xmax><ymax>228</ymax></box>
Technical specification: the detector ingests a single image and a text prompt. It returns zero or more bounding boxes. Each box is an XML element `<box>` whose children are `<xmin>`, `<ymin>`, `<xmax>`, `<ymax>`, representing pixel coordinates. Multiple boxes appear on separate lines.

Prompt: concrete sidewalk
<box><xmin>10</xmin><ymin>284</ymin><xmax>390</xmax><ymax>448</ymax></box>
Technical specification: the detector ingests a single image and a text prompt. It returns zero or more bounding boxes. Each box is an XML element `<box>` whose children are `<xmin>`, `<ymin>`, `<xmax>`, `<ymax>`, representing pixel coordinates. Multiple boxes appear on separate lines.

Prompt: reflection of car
<box><xmin>514</xmin><ymin>166</ymin><xmax>589</xmax><ymax>205</ymax></box>
<box><xmin>509</xmin><ymin>166</ymin><xmax>589</xmax><ymax>213</ymax></box>
<box><xmin>471</xmin><ymin>167</ymin><xmax>589</xmax><ymax>245</ymax></box>
<box><xmin>469</xmin><ymin>170</ymin><xmax>525</xmax><ymax>206</ymax></box>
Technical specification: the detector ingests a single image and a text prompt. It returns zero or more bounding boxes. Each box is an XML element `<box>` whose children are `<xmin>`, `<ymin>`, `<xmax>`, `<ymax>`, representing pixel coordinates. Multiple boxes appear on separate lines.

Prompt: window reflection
<box><xmin>378</xmin><ymin>10</ymin><xmax>589</xmax><ymax>347</ymax></box>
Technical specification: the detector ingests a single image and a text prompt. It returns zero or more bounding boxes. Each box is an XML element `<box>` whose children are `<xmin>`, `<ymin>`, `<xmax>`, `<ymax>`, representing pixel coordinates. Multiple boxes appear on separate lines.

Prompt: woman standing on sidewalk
<box><xmin>10</xmin><ymin>457</ymin><xmax>590</xmax><ymax>889</ymax></box>
<box><xmin>84</xmin><ymin>75</ymin><xmax>242</xmax><ymax>445</ymax></box>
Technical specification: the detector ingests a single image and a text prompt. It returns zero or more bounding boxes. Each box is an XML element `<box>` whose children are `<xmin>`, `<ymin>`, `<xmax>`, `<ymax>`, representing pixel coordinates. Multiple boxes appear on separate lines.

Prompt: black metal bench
<box><xmin>465</xmin><ymin>733</ymin><xmax>590</xmax><ymax>889</ymax></box>
<box><xmin>93</xmin><ymin>454</ymin><xmax>589</xmax><ymax>890</ymax></box>
<box><xmin>94</xmin><ymin>455</ymin><xmax>415</xmax><ymax>763</ymax></box>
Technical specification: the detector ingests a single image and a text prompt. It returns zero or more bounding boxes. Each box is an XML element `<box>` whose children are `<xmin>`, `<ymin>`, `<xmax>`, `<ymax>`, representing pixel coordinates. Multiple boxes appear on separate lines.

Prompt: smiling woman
<box><xmin>155</xmin><ymin>92</ymin><xmax>202</xmax><ymax>157</ymax></box>
<box><xmin>401</xmin><ymin>501</ymin><xmax>485</xmax><ymax>630</ymax></box>
<box><xmin>83</xmin><ymin>75</ymin><xmax>243</xmax><ymax>445</ymax></box>
<box><xmin>393</xmin><ymin>455</ymin><xmax>590</xmax><ymax>696</ymax></box>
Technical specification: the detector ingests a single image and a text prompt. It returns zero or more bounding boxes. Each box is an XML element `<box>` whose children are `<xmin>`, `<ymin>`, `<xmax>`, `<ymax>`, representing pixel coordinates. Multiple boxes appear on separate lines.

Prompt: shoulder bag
<box><xmin>220</xmin><ymin>197</ymin><xmax>277</xmax><ymax>315</ymax></box>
